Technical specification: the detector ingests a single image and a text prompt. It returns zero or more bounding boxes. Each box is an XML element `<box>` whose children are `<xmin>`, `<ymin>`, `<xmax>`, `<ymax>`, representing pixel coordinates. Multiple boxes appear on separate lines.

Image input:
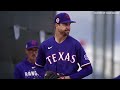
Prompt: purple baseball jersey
<box><xmin>35</xmin><ymin>35</ymin><xmax>91</xmax><ymax>78</ymax></box>
<box><xmin>14</xmin><ymin>57</ymin><xmax>44</xmax><ymax>79</ymax></box>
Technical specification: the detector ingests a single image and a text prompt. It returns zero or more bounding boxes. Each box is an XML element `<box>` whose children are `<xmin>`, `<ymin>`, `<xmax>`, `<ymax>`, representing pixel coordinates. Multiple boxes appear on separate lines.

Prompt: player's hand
<box><xmin>58</xmin><ymin>76</ymin><xmax>71</xmax><ymax>79</ymax></box>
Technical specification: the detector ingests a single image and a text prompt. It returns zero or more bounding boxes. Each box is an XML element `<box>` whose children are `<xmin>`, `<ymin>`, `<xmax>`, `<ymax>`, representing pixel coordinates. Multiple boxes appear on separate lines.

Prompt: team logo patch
<box><xmin>56</xmin><ymin>18</ymin><xmax>60</xmax><ymax>23</ymax></box>
<box><xmin>84</xmin><ymin>54</ymin><xmax>89</xmax><ymax>60</ymax></box>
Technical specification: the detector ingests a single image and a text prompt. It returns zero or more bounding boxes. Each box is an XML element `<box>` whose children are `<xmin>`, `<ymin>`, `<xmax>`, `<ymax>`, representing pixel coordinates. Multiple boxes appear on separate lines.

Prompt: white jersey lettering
<box><xmin>46</xmin><ymin>52</ymin><xmax>76</xmax><ymax>64</ymax></box>
<box><xmin>28</xmin><ymin>71</ymin><xmax>31</xmax><ymax>76</ymax></box>
<box><xmin>52</xmin><ymin>54</ymin><xmax>57</xmax><ymax>62</ymax></box>
<box><xmin>70</xmin><ymin>55</ymin><xmax>76</xmax><ymax>63</ymax></box>
<box><xmin>46</xmin><ymin>56</ymin><xmax>52</xmax><ymax>64</ymax></box>
<box><xmin>65</xmin><ymin>53</ymin><xmax>70</xmax><ymax>61</ymax></box>
<box><xmin>31</xmin><ymin>71</ymin><xmax>35</xmax><ymax>76</ymax></box>
<box><xmin>58</xmin><ymin>52</ymin><xmax>64</xmax><ymax>61</ymax></box>
<box><xmin>25</xmin><ymin>72</ymin><xmax>28</xmax><ymax>77</ymax></box>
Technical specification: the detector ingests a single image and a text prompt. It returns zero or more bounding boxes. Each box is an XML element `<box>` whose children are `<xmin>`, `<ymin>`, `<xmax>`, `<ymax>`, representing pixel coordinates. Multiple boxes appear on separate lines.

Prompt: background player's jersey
<box><xmin>14</xmin><ymin>58</ymin><xmax>44</xmax><ymax>79</ymax></box>
<box><xmin>36</xmin><ymin>35</ymin><xmax>91</xmax><ymax>76</ymax></box>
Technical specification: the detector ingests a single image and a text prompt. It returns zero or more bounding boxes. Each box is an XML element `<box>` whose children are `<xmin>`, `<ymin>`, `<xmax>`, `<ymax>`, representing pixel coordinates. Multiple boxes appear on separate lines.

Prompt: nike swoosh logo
<box><xmin>32</xmin><ymin>67</ymin><xmax>35</xmax><ymax>69</ymax></box>
<box><xmin>48</xmin><ymin>46</ymin><xmax>52</xmax><ymax>49</ymax></box>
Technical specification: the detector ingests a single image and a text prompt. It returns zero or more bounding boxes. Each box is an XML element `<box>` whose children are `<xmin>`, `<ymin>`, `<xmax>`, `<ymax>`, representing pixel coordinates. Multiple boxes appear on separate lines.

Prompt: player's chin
<box><xmin>65</xmin><ymin>31</ymin><xmax>70</xmax><ymax>34</ymax></box>
<box><xmin>31</xmin><ymin>56</ymin><xmax>36</xmax><ymax>60</ymax></box>
<box><xmin>66</xmin><ymin>32</ymin><xmax>69</xmax><ymax>35</ymax></box>
<box><xmin>65</xmin><ymin>30</ymin><xmax>70</xmax><ymax>32</ymax></box>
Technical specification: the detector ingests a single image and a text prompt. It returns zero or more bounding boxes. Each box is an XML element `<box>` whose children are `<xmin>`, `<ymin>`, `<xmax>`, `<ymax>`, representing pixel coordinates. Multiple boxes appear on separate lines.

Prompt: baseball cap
<box><xmin>25</xmin><ymin>40</ymin><xmax>39</xmax><ymax>49</ymax></box>
<box><xmin>54</xmin><ymin>12</ymin><xmax>76</xmax><ymax>24</ymax></box>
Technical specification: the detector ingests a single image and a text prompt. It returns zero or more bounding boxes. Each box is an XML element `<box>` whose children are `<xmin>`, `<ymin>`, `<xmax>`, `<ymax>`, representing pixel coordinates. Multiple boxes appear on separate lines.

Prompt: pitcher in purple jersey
<box><xmin>35</xmin><ymin>12</ymin><xmax>93</xmax><ymax>79</ymax></box>
<box><xmin>14</xmin><ymin>40</ymin><xmax>45</xmax><ymax>79</ymax></box>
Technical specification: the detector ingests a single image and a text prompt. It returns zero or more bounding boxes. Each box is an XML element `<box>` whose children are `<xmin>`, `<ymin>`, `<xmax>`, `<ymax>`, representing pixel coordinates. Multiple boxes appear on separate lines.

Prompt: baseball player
<box><xmin>35</xmin><ymin>12</ymin><xmax>93</xmax><ymax>79</ymax></box>
<box><xmin>14</xmin><ymin>40</ymin><xmax>45</xmax><ymax>79</ymax></box>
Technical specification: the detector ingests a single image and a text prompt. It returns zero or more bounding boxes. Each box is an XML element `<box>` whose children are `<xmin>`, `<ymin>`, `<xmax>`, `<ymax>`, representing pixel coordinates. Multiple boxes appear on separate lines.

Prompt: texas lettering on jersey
<box><xmin>46</xmin><ymin>52</ymin><xmax>76</xmax><ymax>64</ymax></box>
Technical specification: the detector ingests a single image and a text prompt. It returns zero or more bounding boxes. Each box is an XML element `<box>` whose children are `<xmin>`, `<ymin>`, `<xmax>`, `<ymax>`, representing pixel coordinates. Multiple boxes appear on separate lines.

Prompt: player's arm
<box><xmin>35</xmin><ymin>44</ymin><xmax>46</xmax><ymax>77</ymax></box>
<box><xmin>69</xmin><ymin>64</ymin><xmax>93</xmax><ymax>79</ymax></box>
<box><xmin>68</xmin><ymin>43</ymin><xmax>93</xmax><ymax>79</ymax></box>
<box><xmin>36</xmin><ymin>66</ymin><xmax>46</xmax><ymax>79</ymax></box>
<box><xmin>35</xmin><ymin>44</ymin><xmax>46</xmax><ymax>67</ymax></box>
<box><xmin>58</xmin><ymin>64</ymin><xmax>92</xmax><ymax>79</ymax></box>
<box><xmin>14</xmin><ymin>65</ymin><xmax>23</xmax><ymax>79</ymax></box>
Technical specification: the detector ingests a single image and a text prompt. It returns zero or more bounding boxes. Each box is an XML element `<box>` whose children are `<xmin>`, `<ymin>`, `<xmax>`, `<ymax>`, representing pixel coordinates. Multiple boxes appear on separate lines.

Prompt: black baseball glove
<box><xmin>44</xmin><ymin>71</ymin><xmax>61</xmax><ymax>79</ymax></box>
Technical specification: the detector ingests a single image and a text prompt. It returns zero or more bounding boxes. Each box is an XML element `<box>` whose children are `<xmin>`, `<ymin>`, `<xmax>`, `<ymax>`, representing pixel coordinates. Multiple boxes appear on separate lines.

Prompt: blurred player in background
<box><xmin>14</xmin><ymin>40</ymin><xmax>44</xmax><ymax>79</ymax></box>
<box><xmin>35</xmin><ymin>12</ymin><xmax>93</xmax><ymax>79</ymax></box>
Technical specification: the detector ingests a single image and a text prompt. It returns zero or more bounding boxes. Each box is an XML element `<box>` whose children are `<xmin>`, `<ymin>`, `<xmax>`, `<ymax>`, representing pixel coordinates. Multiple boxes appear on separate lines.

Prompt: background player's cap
<box><xmin>54</xmin><ymin>12</ymin><xmax>76</xmax><ymax>24</ymax></box>
<box><xmin>25</xmin><ymin>40</ymin><xmax>39</xmax><ymax>49</ymax></box>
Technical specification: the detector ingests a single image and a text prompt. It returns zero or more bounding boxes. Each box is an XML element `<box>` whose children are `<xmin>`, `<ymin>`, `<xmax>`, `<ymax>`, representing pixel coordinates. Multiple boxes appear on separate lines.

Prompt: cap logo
<box><xmin>65</xmin><ymin>14</ymin><xmax>70</xmax><ymax>19</ymax></box>
<box><xmin>56</xmin><ymin>18</ymin><xmax>60</xmax><ymax>23</ymax></box>
<box><xmin>31</xmin><ymin>40</ymin><xmax>37</xmax><ymax>45</ymax></box>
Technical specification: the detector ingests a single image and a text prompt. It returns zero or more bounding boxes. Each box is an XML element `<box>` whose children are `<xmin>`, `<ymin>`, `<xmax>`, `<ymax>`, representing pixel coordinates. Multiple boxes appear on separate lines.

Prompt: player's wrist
<box><xmin>59</xmin><ymin>76</ymin><xmax>71</xmax><ymax>79</ymax></box>
<box><xmin>64</xmin><ymin>76</ymin><xmax>71</xmax><ymax>79</ymax></box>
<box><xmin>59</xmin><ymin>76</ymin><xmax>65</xmax><ymax>79</ymax></box>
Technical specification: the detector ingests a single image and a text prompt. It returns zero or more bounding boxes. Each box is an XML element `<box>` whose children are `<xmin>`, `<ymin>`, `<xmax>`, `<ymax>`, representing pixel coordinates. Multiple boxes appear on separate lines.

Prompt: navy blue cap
<box><xmin>54</xmin><ymin>12</ymin><xmax>76</xmax><ymax>24</ymax></box>
<box><xmin>25</xmin><ymin>40</ymin><xmax>39</xmax><ymax>49</ymax></box>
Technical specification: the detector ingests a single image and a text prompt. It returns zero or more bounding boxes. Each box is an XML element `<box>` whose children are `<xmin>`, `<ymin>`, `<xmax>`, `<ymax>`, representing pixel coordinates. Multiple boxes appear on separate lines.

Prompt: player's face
<box><xmin>57</xmin><ymin>23</ymin><xmax>71</xmax><ymax>36</ymax></box>
<box><xmin>26</xmin><ymin>47</ymin><xmax>38</xmax><ymax>63</ymax></box>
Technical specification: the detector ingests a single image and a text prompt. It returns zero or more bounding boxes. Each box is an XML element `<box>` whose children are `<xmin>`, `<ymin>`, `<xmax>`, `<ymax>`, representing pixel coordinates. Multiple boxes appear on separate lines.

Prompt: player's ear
<box><xmin>55</xmin><ymin>23</ymin><xmax>57</xmax><ymax>27</ymax></box>
<box><xmin>25</xmin><ymin>49</ymin><xmax>28</xmax><ymax>54</ymax></box>
<box><xmin>55</xmin><ymin>23</ymin><xmax>60</xmax><ymax>29</ymax></box>
<box><xmin>55</xmin><ymin>23</ymin><xmax>60</xmax><ymax>26</ymax></box>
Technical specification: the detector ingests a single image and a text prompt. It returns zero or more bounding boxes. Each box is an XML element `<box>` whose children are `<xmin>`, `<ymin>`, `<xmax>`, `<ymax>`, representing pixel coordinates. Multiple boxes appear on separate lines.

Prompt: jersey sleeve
<box><xmin>14</xmin><ymin>65</ymin><xmax>23</xmax><ymax>79</ymax></box>
<box><xmin>76</xmin><ymin>42</ymin><xmax>91</xmax><ymax>68</ymax></box>
<box><xmin>69</xmin><ymin>42</ymin><xmax>92</xmax><ymax>79</ymax></box>
<box><xmin>35</xmin><ymin>44</ymin><xmax>46</xmax><ymax>67</ymax></box>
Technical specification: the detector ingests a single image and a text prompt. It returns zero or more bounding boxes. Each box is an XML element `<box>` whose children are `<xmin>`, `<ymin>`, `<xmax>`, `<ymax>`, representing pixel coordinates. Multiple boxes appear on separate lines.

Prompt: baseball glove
<box><xmin>44</xmin><ymin>71</ymin><xmax>61</xmax><ymax>79</ymax></box>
